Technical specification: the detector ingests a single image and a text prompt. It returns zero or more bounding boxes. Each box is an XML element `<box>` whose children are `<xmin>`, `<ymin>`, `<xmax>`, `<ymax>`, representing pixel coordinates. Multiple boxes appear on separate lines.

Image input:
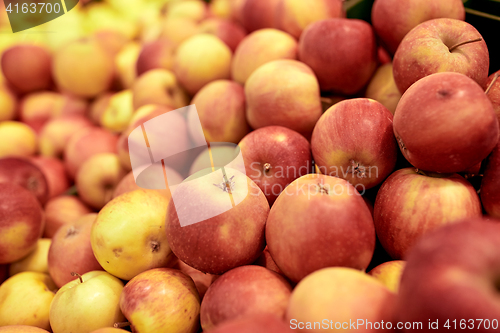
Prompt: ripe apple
<box><xmin>395</xmin><ymin>218</ymin><xmax>500</xmax><ymax>329</ymax></box>
<box><xmin>393</xmin><ymin>72</ymin><xmax>498</xmax><ymax>173</ymax></box>
<box><xmin>0</xmin><ymin>272</ymin><xmax>55</xmax><ymax>330</ymax></box>
<box><xmin>173</xmin><ymin>34</ymin><xmax>232</xmax><ymax>95</ymax></box>
<box><xmin>136</xmin><ymin>38</ymin><xmax>175</xmax><ymax>76</ymax></box>
<box><xmin>190</xmin><ymin>79</ymin><xmax>249</xmax><ymax>143</ymax></box>
<box><xmin>253</xmin><ymin>246</ymin><xmax>286</xmax><ymax>277</ymax></box>
<box><xmin>245</xmin><ymin>59</ymin><xmax>322</xmax><ymax>138</ymax></box>
<box><xmin>132</xmin><ymin>69</ymin><xmax>188</xmax><ymax>110</ymax></box>
<box><xmin>91</xmin><ymin>189</ymin><xmax>174</xmax><ymax>280</ymax></box>
<box><xmin>0</xmin><ymin>326</ymin><xmax>50</xmax><ymax>332</ymax></box>
<box><xmin>200</xmin><ymin>265</ymin><xmax>292</xmax><ymax>331</ymax></box>
<box><xmin>1</xmin><ymin>44</ymin><xmax>52</xmax><ymax>94</ymax></box>
<box><xmin>160</xmin><ymin>17</ymin><xmax>199</xmax><ymax>47</ymax></box>
<box><xmin>312</xmin><ymin>98</ymin><xmax>397</xmax><ymax>191</ymax></box>
<box><xmin>365</xmin><ymin>63</ymin><xmax>401</xmax><ymax>115</ymax></box>
<box><xmin>43</xmin><ymin>195</ymin><xmax>93</xmax><ymax>239</ymax></box>
<box><xmin>266</xmin><ymin>174</ymin><xmax>375</xmax><ymax>282</ymax></box>
<box><xmin>120</xmin><ymin>268</ymin><xmax>200</xmax><ymax>333</ymax></box>
<box><xmin>169</xmin><ymin>257</ymin><xmax>219</xmax><ymax>300</ymax></box>
<box><xmin>209</xmin><ymin>0</ymin><xmax>232</xmax><ymax>19</ymax></box>
<box><xmin>238</xmin><ymin>126</ymin><xmax>312</xmax><ymax>204</ymax></box>
<box><xmin>208</xmin><ymin>314</ymin><xmax>293</xmax><ymax>333</ymax></box>
<box><xmin>371</xmin><ymin>0</ymin><xmax>465</xmax><ymax>55</ymax></box>
<box><xmin>0</xmin><ymin>84</ymin><xmax>16</xmax><ymax>122</ymax></box>
<box><xmin>286</xmin><ymin>267</ymin><xmax>395</xmax><ymax>332</ymax></box>
<box><xmin>165</xmin><ymin>0</ymin><xmax>208</xmax><ymax>22</ymax></box>
<box><xmin>9</xmin><ymin>238</ymin><xmax>51</xmax><ymax>276</ymax></box>
<box><xmin>240</xmin><ymin>0</ymin><xmax>280</xmax><ymax>32</ymax></box>
<box><xmin>49</xmin><ymin>271</ymin><xmax>125</xmax><ymax>333</ymax></box>
<box><xmin>0</xmin><ymin>121</ymin><xmax>37</xmax><ymax>158</ymax></box>
<box><xmin>298</xmin><ymin>18</ymin><xmax>378</xmax><ymax>95</ymax></box>
<box><xmin>197</xmin><ymin>18</ymin><xmax>246</xmax><ymax>53</ymax></box>
<box><xmin>94</xmin><ymin>90</ymin><xmax>134</xmax><ymax>133</ymax></box>
<box><xmin>113</xmin><ymin>168</ymin><xmax>183</xmax><ymax>199</ymax></box>
<box><xmin>30</xmin><ymin>156</ymin><xmax>70</xmax><ymax>199</ymax></box>
<box><xmin>374</xmin><ymin>168</ymin><xmax>482</xmax><ymax>259</ymax></box>
<box><xmin>393</xmin><ymin>18</ymin><xmax>489</xmax><ymax>94</ymax></box>
<box><xmin>480</xmin><ymin>140</ymin><xmax>500</xmax><ymax>218</ymax></box>
<box><xmin>93</xmin><ymin>30</ymin><xmax>128</xmax><ymax>57</ymax></box>
<box><xmin>165</xmin><ymin>168</ymin><xmax>269</xmax><ymax>275</ymax></box>
<box><xmin>231</xmin><ymin>28</ymin><xmax>297</xmax><ymax>85</ymax></box>
<box><xmin>485</xmin><ymin>70</ymin><xmax>500</xmax><ymax>124</ymax></box>
<box><xmin>368</xmin><ymin>260</ymin><xmax>406</xmax><ymax>293</ymax></box>
<box><xmin>115</xmin><ymin>41</ymin><xmax>141</xmax><ymax>89</ymax></box>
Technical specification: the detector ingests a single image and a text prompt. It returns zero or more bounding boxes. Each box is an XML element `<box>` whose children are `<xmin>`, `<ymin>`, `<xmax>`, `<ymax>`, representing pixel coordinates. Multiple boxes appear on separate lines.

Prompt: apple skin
<box><xmin>209</xmin><ymin>314</ymin><xmax>293</xmax><ymax>333</ymax></box>
<box><xmin>286</xmin><ymin>267</ymin><xmax>395</xmax><ymax>333</ymax></box>
<box><xmin>298</xmin><ymin>18</ymin><xmax>378</xmax><ymax>95</ymax></box>
<box><xmin>266</xmin><ymin>174</ymin><xmax>375</xmax><ymax>283</ymax></box>
<box><xmin>48</xmin><ymin>213</ymin><xmax>104</xmax><ymax>288</ymax></box>
<box><xmin>394</xmin><ymin>218</ymin><xmax>500</xmax><ymax>331</ymax></box>
<box><xmin>42</xmin><ymin>195</ymin><xmax>93</xmax><ymax>239</ymax></box>
<box><xmin>393</xmin><ymin>72</ymin><xmax>498</xmax><ymax>173</ymax></box>
<box><xmin>311</xmin><ymin>98</ymin><xmax>397</xmax><ymax>191</ymax></box>
<box><xmin>0</xmin><ymin>121</ymin><xmax>37</xmax><ymax>158</ymax></box>
<box><xmin>365</xmin><ymin>63</ymin><xmax>401</xmax><ymax>115</ymax></box>
<box><xmin>371</xmin><ymin>0</ymin><xmax>465</xmax><ymax>55</ymax></box>
<box><xmin>9</xmin><ymin>238</ymin><xmax>51</xmax><ymax>276</ymax></box>
<box><xmin>30</xmin><ymin>156</ymin><xmax>70</xmax><ymax>199</ymax></box>
<box><xmin>165</xmin><ymin>0</ymin><xmax>208</xmax><ymax>22</ymax></box>
<box><xmin>485</xmin><ymin>70</ymin><xmax>500</xmax><ymax>124</ymax></box>
<box><xmin>160</xmin><ymin>17</ymin><xmax>199</xmax><ymax>47</ymax></box>
<box><xmin>374</xmin><ymin>168</ymin><xmax>482</xmax><ymax>259</ymax></box>
<box><xmin>393</xmin><ymin>18</ymin><xmax>489</xmax><ymax>94</ymax></box>
<box><xmin>1</xmin><ymin>44</ymin><xmax>52</xmax><ymax>94</ymax></box>
<box><xmin>120</xmin><ymin>267</ymin><xmax>200</xmax><ymax>333</ymax></box>
<box><xmin>0</xmin><ymin>326</ymin><xmax>50</xmax><ymax>332</ymax></box>
<box><xmin>115</xmin><ymin>41</ymin><xmax>141</xmax><ymax>89</ymax></box>
<box><xmin>200</xmin><ymin>265</ymin><xmax>292</xmax><ymax>331</ymax></box>
<box><xmin>190</xmin><ymin>79</ymin><xmax>249</xmax><ymax>143</ymax></box>
<box><xmin>231</xmin><ymin>28</ymin><xmax>297</xmax><ymax>85</ymax></box>
<box><xmin>93</xmin><ymin>90</ymin><xmax>134</xmax><ymax>133</ymax></box>
<box><xmin>239</xmin><ymin>126</ymin><xmax>312</xmax><ymax>205</ymax></box>
<box><xmin>0</xmin><ymin>272</ymin><xmax>56</xmax><ymax>330</ymax></box>
<box><xmin>480</xmin><ymin>140</ymin><xmax>500</xmax><ymax>218</ymax></box>
<box><xmin>132</xmin><ymin>69</ymin><xmax>188</xmax><ymax>110</ymax></box>
<box><xmin>49</xmin><ymin>271</ymin><xmax>125</xmax><ymax>333</ymax></box>
<box><xmin>168</xmin><ymin>257</ymin><xmax>219</xmax><ymax>300</ymax></box>
<box><xmin>198</xmin><ymin>18</ymin><xmax>246</xmax><ymax>53</ymax></box>
<box><xmin>0</xmin><ymin>84</ymin><xmax>17</xmax><ymax>122</ymax></box>
<box><xmin>240</xmin><ymin>0</ymin><xmax>280</xmax><ymax>32</ymax></box>
<box><xmin>89</xmin><ymin>329</ymin><xmax>127</xmax><ymax>333</ymax></box>
<box><xmin>113</xmin><ymin>168</ymin><xmax>183</xmax><ymax>199</ymax></box>
<box><xmin>253</xmin><ymin>246</ymin><xmax>286</xmax><ymax>277</ymax></box>
<box><xmin>136</xmin><ymin>38</ymin><xmax>175</xmax><ymax>76</ymax></box>
<box><xmin>0</xmin><ymin>157</ymin><xmax>49</xmax><ymax>205</ymax></box>
<box><xmin>165</xmin><ymin>169</ymin><xmax>270</xmax><ymax>275</ymax></box>
<box><xmin>245</xmin><ymin>59</ymin><xmax>322</xmax><ymax>138</ymax></box>
<box><xmin>368</xmin><ymin>260</ymin><xmax>406</xmax><ymax>293</ymax></box>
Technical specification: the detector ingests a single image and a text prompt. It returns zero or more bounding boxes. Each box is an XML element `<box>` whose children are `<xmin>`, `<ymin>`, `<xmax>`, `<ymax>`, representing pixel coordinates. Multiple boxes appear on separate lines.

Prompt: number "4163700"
<box><xmin>6</xmin><ymin>2</ymin><xmax>62</xmax><ymax>14</ymax></box>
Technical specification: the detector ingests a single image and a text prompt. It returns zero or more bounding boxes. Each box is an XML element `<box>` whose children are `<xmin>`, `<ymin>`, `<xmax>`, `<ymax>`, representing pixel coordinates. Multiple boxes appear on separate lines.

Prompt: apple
<box><xmin>43</xmin><ymin>195</ymin><xmax>93</xmax><ymax>239</ymax></box>
<box><xmin>132</xmin><ymin>69</ymin><xmax>189</xmax><ymax>110</ymax></box>
<box><xmin>231</xmin><ymin>28</ymin><xmax>297</xmax><ymax>85</ymax></box>
<box><xmin>49</xmin><ymin>271</ymin><xmax>125</xmax><ymax>333</ymax></box>
<box><xmin>200</xmin><ymin>265</ymin><xmax>292</xmax><ymax>331</ymax></box>
<box><xmin>115</xmin><ymin>41</ymin><xmax>141</xmax><ymax>89</ymax></box>
<box><xmin>198</xmin><ymin>18</ymin><xmax>246</xmax><ymax>53</ymax></box>
<box><xmin>368</xmin><ymin>260</ymin><xmax>406</xmax><ymax>293</ymax></box>
<box><xmin>245</xmin><ymin>59</ymin><xmax>322</xmax><ymax>138</ymax></box>
<box><xmin>311</xmin><ymin>98</ymin><xmax>397</xmax><ymax>191</ymax></box>
<box><xmin>253</xmin><ymin>246</ymin><xmax>286</xmax><ymax>277</ymax></box>
<box><xmin>365</xmin><ymin>63</ymin><xmax>401</xmax><ymax>115</ymax></box>
<box><xmin>120</xmin><ymin>267</ymin><xmax>200</xmax><ymax>333</ymax></box>
<box><xmin>275</xmin><ymin>0</ymin><xmax>344</xmax><ymax>38</ymax></box>
<box><xmin>165</xmin><ymin>168</ymin><xmax>269</xmax><ymax>275</ymax></box>
<box><xmin>299</xmin><ymin>18</ymin><xmax>378</xmax><ymax>95</ymax></box>
<box><xmin>160</xmin><ymin>17</ymin><xmax>199</xmax><ymax>47</ymax></box>
<box><xmin>52</xmin><ymin>38</ymin><xmax>115</xmax><ymax>98</ymax></box>
<box><xmin>0</xmin><ymin>326</ymin><xmax>50</xmax><ymax>332</ymax></box>
<box><xmin>190</xmin><ymin>80</ymin><xmax>249</xmax><ymax>143</ymax></box>
<box><xmin>168</xmin><ymin>257</ymin><xmax>219</xmax><ymax>300</ymax></box>
<box><xmin>209</xmin><ymin>0</ymin><xmax>232</xmax><ymax>19</ymax></box>
<box><xmin>240</xmin><ymin>0</ymin><xmax>280</xmax><ymax>32</ymax></box>
<box><xmin>48</xmin><ymin>213</ymin><xmax>104</xmax><ymax>288</ymax></box>
<box><xmin>38</xmin><ymin>114</ymin><xmax>94</xmax><ymax>159</ymax></box>
<box><xmin>0</xmin><ymin>157</ymin><xmax>49</xmax><ymax>205</ymax></box>
<box><xmin>0</xmin><ymin>84</ymin><xmax>16</xmax><ymax>122</ymax></box>
<box><xmin>173</xmin><ymin>34</ymin><xmax>232</xmax><ymax>95</ymax></box>
<box><xmin>64</xmin><ymin>127</ymin><xmax>119</xmax><ymax>179</ymax></box>
<box><xmin>113</xmin><ymin>168</ymin><xmax>183</xmax><ymax>199</ymax></box>
<box><xmin>30</xmin><ymin>156</ymin><xmax>70</xmax><ymax>199</ymax></box>
<box><xmin>0</xmin><ymin>272</ymin><xmax>56</xmax><ymax>330</ymax></box>
<box><xmin>393</xmin><ymin>72</ymin><xmax>498</xmax><ymax>173</ymax></box>
<box><xmin>165</xmin><ymin>0</ymin><xmax>208</xmax><ymax>22</ymax></box>
<box><xmin>371</xmin><ymin>0</ymin><xmax>465</xmax><ymax>55</ymax></box>
<box><xmin>0</xmin><ymin>121</ymin><xmax>37</xmax><ymax>158</ymax></box>
<box><xmin>9</xmin><ymin>238</ymin><xmax>51</xmax><ymax>276</ymax></box>
<box><xmin>1</xmin><ymin>44</ymin><xmax>52</xmax><ymax>94</ymax></box>
<box><xmin>374</xmin><ymin>168</ymin><xmax>482</xmax><ymax>259</ymax></box>
<box><xmin>286</xmin><ymin>267</ymin><xmax>395</xmax><ymax>332</ymax></box>
<box><xmin>91</xmin><ymin>189</ymin><xmax>174</xmax><ymax>280</ymax></box>
<box><xmin>94</xmin><ymin>90</ymin><xmax>134</xmax><ymax>133</ymax></box>
<box><xmin>266</xmin><ymin>174</ymin><xmax>375</xmax><ymax>282</ymax></box>
<box><xmin>394</xmin><ymin>218</ymin><xmax>500</xmax><ymax>329</ymax></box>
<box><xmin>136</xmin><ymin>38</ymin><xmax>175</xmax><ymax>76</ymax></box>
<box><xmin>485</xmin><ymin>70</ymin><xmax>500</xmax><ymax>124</ymax></box>
<box><xmin>208</xmin><ymin>314</ymin><xmax>294</xmax><ymax>333</ymax></box>
<box><xmin>93</xmin><ymin>30</ymin><xmax>129</xmax><ymax>56</ymax></box>
<box><xmin>393</xmin><ymin>18</ymin><xmax>489</xmax><ymax>94</ymax></box>
<box><xmin>0</xmin><ymin>184</ymin><xmax>44</xmax><ymax>264</ymax></box>
<box><xmin>480</xmin><ymin>140</ymin><xmax>500</xmax><ymax>218</ymax></box>
<box><xmin>238</xmin><ymin>126</ymin><xmax>312</xmax><ymax>204</ymax></box>
<box><xmin>188</xmin><ymin>144</ymin><xmax>246</xmax><ymax>176</ymax></box>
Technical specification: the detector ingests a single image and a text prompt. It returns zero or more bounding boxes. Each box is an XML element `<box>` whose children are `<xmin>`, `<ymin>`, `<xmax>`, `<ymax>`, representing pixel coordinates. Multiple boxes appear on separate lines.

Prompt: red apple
<box><xmin>208</xmin><ymin>314</ymin><xmax>293</xmax><ymax>333</ymax></box>
<box><xmin>0</xmin><ymin>183</ymin><xmax>44</xmax><ymax>264</ymax></box>
<box><xmin>298</xmin><ymin>18</ymin><xmax>378</xmax><ymax>95</ymax></box>
<box><xmin>266</xmin><ymin>174</ymin><xmax>375</xmax><ymax>282</ymax></box>
<box><xmin>393</xmin><ymin>72</ymin><xmax>498</xmax><ymax>173</ymax></box>
<box><xmin>395</xmin><ymin>218</ymin><xmax>500</xmax><ymax>330</ymax></box>
<box><xmin>169</xmin><ymin>258</ymin><xmax>219</xmax><ymax>300</ymax></box>
<box><xmin>132</xmin><ymin>69</ymin><xmax>188</xmax><ymax>110</ymax></box>
<box><xmin>240</xmin><ymin>0</ymin><xmax>280</xmax><ymax>32</ymax></box>
<box><xmin>238</xmin><ymin>126</ymin><xmax>312</xmax><ymax>204</ymax></box>
<box><xmin>43</xmin><ymin>195</ymin><xmax>93</xmax><ymax>239</ymax></box>
<box><xmin>485</xmin><ymin>70</ymin><xmax>500</xmax><ymax>124</ymax></box>
<box><xmin>197</xmin><ymin>18</ymin><xmax>246</xmax><ymax>53</ymax></box>
<box><xmin>0</xmin><ymin>157</ymin><xmax>49</xmax><ymax>205</ymax></box>
<box><xmin>253</xmin><ymin>246</ymin><xmax>286</xmax><ymax>278</ymax></box>
<box><xmin>135</xmin><ymin>38</ymin><xmax>175</xmax><ymax>76</ymax></box>
<box><xmin>312</xmin><ymin>98</ymin><xmax>397</xmax><ymax>191</ymax></box>
<box><xmin>47</xmin><ymin>213</ymin><xmax>103</xmax><ymax>288</ymax></box>
<box><xmin>200</xmin><ymin>265</ymin><xmax>292</xmax><ymax>331</ymax></box>
<box><xmin>393</xmin><ymin>18</ymin><xmax>489</xmax><ymax>94</ymax></box>
<box><xmin>374</xmin><ymin>168</ymin><xmax>482</xmax><ymax>259</ymax></box>
<box><xmin>30</xmin><ymin>156</ymin><xmax>70</xmax><ymax>199</ymax></box>
<box><xmin>480</xmin><ymin>140</ymin><xmax>500</xmax><ymax>218</ymax></box>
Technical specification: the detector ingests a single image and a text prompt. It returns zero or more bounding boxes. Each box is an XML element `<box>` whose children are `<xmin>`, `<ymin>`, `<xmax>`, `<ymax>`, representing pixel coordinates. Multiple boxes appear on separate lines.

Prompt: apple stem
<box><xmin>263</xmin><ymin>163</ymin><xmax>271</xmax><ymax>172</ymax></box>
<box><xmin>485</xmin><ymin>72</ymin><xmax>499</xmax><ymax>95</ymax></box>
<box><xmin>71</xmin><ymin>272</ymin><xmax>83</xmax><ymax>284</ymax></box>
<box><xmin>448</xmin><ymin>37</ymin><xmax>482</xmax><ymax>52</ymax></box>
<box><xmin>114</xmin><ymin>321</ymin><xmax>131</xmax><ymax>328</ymax></box>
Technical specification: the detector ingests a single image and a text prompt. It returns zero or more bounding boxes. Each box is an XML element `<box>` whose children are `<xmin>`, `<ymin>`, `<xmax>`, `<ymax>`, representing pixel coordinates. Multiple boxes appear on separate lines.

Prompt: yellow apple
<box><xmin>365</xmin><ymin>63</ymin><xmax>401</xmax><ymax>115</ymax></box>
<box><xmin>368</xmin><ymin>260</ymin><xmax>406</xmax><ymax>293</ymax></box>
<box><xmin>0</xmin><ymin>84</ymin><xmax>16</xmax><ymax>122</ymax></box>
<box><xmin>9</xmin><ymin>238</ymin><xmax>51</xmax><ymax>276</ymax></box>
<box><xmin>99</xmin><ymin>90</ymin><xmax>135</xmax><ymax>133</ymax></box>
<box><xmin>115</xmin><ymin>42</ymin><xmax>141</xmax><ymax>89</ymax></box>
<box><xmin>0</xmin><ymin>326</ymin><xmax>50</xmax><ymax>332</ymax></box>
<box><xmin>0</xmin><ymin>121</ymin><xmax>37</xmax><ymax>158</ymax></box>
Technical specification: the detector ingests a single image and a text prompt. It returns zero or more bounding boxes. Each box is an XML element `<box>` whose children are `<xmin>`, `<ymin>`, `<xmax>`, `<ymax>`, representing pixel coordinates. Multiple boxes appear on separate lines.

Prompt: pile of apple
<box><xmin>1</xmin><ymin>0</ymin><xmax>500</xmax><ymax>332</ymax></box>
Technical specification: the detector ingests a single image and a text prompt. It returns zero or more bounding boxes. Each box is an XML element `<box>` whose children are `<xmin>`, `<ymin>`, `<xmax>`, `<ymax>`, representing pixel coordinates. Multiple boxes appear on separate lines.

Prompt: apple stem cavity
<box><xmin>213</xmin><ymin>175</ymin><xmax>235</xmax><ymax>194</ymax></box>
<box><xmin>485</xmin><ymin>73</ymin><xmax>499</xmax><ymax>95</ymax></box>
<box><xmin>71</xmin><ymin>272</ymin><xmax>83</xmax><ymax>284</ymax></box>
<box><xmin>448</xmin><ymin>37</ymin><xmax>482</xmax><ymax>52</ymax></box>
<box><xmin>263</xmin><ymin>163</ymin><xmax>271</xmax><ymax>172</ymax></box>
<box><xmin>150</xmin><ymin>241</ymin><xmax>160</xmax><ymax>253</ymax></box>
<box><xmin>114</xmin><ymin>321</ymin><xmax>131</xmax><ymax>328</ymax></box>
<box><xmin>347</xmin><ymin>160</ymin><xmax>367</xmax><ymax>178</ymax></box>
<box><xmin>317</xmin><ymin>183</ymin><xmax>329</xmax><ymax>195</ymax></box>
